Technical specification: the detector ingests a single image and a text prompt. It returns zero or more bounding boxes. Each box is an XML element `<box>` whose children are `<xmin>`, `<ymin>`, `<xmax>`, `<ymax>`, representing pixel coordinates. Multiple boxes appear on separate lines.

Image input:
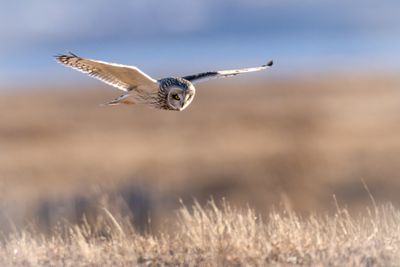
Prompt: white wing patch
<box><xmin>55</xmin><ymin>53</ymin><xmax>158</xmax><ymax>92</ymax></box>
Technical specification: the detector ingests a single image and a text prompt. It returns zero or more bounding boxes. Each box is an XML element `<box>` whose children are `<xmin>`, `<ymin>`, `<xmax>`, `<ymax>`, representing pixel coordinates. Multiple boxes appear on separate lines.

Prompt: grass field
<box><xmin>1</xmin><ymin>74</ymin><xmax>400</xmax><ymax>265</ymax></box>
<box><xmin>1</xmin><ymin>199</ymin><xmax>399</xmax><ymax>266</ymax></box>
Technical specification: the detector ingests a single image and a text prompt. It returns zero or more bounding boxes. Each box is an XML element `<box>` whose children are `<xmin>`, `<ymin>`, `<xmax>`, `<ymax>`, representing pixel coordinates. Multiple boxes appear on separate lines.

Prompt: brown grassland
<box><xmin>1</xmin><ymin>74</ymin><xmax>400</xmax><ymax>265</ymax></box>
<box><xmin>1</xmin><ymin>200</ymin><xmax>400</xmax><ymax>266</ymax></box>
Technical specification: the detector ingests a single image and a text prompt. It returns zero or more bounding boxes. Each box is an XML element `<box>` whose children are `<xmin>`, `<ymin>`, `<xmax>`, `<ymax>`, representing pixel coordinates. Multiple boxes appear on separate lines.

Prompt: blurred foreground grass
<box><xmin>1</xmin><ymin>199</ymin><xmax>399</xmax><ymax>266</ymax></box>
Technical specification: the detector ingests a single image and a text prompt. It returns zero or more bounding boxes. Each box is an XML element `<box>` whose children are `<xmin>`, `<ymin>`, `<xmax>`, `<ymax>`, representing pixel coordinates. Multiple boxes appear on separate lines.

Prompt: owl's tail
<box><xmin>102</xmin><ymin>94</ymin><xmax>135</xmax><ymax>106</ymax></box>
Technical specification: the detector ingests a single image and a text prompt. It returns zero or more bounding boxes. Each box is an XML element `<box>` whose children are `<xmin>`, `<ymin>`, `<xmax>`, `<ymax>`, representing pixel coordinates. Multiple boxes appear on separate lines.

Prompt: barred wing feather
<box><xmin>55</xmin><ymin>53</ymin><xmax>158</xmax><ymax>92</ymax></box>
<box><xmin>182</xmin><ymin>60</ymin><xmax>273</xmax><ymax>84</ymax></box>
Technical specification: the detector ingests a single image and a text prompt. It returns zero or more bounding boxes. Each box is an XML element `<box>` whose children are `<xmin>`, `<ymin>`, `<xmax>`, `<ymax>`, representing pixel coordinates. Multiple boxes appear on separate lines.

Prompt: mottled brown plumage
<box><xmin>55</xmin><ymin>53</ymin><xmax>273</xmax><ymax>111</ymax></box>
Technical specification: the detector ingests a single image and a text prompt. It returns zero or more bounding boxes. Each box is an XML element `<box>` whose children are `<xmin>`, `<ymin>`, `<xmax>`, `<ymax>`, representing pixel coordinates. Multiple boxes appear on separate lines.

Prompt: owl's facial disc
<box><xmin>167</xmin><ymin>87</ymin><xmax>195</xmax><ymax>111</ymax></box>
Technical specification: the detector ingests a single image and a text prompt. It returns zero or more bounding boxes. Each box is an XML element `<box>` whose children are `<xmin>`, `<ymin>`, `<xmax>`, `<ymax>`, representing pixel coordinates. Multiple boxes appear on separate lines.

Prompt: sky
<box><xmin>1</xmin><ymin>0</ymin><xmax>399</xmax><ymax>86</ymax></box>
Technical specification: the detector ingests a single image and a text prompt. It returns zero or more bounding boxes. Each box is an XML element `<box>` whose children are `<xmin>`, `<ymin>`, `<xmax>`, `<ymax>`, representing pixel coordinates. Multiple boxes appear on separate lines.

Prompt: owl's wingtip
<box><xmin>265</xmin><ymin>60</ymin><xmax>273</xmax><ymax>67</ymax></box>
<box><xmin>53</xmin><ymin>54</ymin><xmax>65</xmax><ymax>64</ymax></box>
<box><xmin>53</xmin><ymin>52</ymin><xmax>79</xmax><ymax>59</ymax></box>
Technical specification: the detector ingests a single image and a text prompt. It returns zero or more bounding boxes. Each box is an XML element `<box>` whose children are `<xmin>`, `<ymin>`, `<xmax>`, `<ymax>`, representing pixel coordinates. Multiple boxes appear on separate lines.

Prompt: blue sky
<box><xmin>1</xmin><ymin>0</ymin><xmax>399</xmax><ymax>86</ymax></box>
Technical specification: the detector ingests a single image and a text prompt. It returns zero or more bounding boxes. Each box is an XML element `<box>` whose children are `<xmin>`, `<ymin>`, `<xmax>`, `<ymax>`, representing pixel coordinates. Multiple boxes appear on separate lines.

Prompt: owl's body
<box><xmin>56</xmin><ymin>53</ymin><xmax>272</xmax><ymax>111</ymax></box>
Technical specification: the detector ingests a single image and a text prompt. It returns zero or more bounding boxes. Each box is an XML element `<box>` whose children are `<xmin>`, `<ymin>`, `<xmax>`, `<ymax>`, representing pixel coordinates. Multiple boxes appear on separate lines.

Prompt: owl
<box><xmin>56</xmin><ymin>53</ymin><xmax>273</xmax><ymax>111</ymax></box>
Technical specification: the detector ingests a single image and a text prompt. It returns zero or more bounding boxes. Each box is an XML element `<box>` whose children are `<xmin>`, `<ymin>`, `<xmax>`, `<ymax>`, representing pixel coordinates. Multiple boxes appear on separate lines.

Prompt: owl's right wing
<box><xmin>182</xmin><ymin>60</ymin><xmax>273</xmax><ymax>84</ymax></box>
<box><xmin>55</xmin><ymin>53</ymin><xmax>159</xmax><ymax>92</ymax></box>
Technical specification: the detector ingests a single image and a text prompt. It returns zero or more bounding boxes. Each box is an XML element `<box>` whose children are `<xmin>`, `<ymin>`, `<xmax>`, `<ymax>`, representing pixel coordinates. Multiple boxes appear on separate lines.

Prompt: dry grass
<box><xmin>1</xmin><ymin>200</ymin><xmax>399</xmax><ymax>266</ymax></box>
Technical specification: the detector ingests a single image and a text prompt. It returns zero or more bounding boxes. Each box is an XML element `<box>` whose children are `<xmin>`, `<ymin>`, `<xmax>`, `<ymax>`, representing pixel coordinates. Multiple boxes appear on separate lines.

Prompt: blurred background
<box><xmin>1</xmin><ymin>0</ymin><xmax>400</xmax><ymax>232</ymax></box>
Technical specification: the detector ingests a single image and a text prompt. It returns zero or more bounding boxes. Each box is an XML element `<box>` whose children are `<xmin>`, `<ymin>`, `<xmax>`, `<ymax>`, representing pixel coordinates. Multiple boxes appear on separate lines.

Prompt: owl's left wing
<box><xmin>182</xmin><ymin>60</ymin><xmax>273</xmax><ymax>84</ymax></box>
<box><xmin>55</xmin><ymin>53</ymin><xmax>159</xmax><ymax>92</ymax></box>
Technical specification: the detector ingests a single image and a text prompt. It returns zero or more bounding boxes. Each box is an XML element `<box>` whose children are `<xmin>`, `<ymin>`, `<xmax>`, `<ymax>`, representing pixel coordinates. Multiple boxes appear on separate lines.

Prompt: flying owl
<box><xmin>55</xmin><ymin>53</ymin><xmax>273</xmax><ymax>111</ymax></box>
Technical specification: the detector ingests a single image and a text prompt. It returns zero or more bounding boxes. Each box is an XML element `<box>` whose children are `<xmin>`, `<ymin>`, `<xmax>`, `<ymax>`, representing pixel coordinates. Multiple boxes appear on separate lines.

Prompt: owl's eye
<box><xmin>172</xmin><ymin>94</ymin><xmax>180</xmax><ymax>101</ymax></box>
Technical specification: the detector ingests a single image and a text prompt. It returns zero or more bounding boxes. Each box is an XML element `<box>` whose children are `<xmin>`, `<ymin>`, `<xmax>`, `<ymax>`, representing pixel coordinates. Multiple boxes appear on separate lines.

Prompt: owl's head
<box><xmin>167</xmin><ymin>86</ymin><xmax>195</xmax><ymax>111</ymax></box>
